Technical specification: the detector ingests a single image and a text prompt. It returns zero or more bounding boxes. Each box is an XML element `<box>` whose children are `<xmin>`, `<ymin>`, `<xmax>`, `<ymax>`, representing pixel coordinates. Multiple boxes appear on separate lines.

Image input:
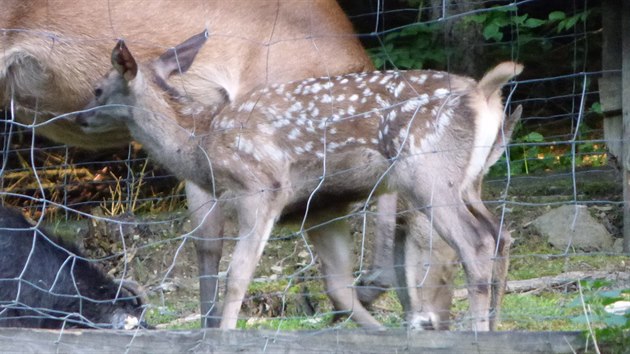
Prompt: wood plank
<box><xmin>601</xmin><ymin>0</ymin><xmax>623</xmax><ymax>160</ymax></box>
<box><xmin>0</xmin><ymin>328</ymin><xmax>586</xmax><ymax>354</ymax></box>
<box><xmin>623</xmin><ymin>0</ymin><xmax>630</xmax><ymax>252</ymax></box>
<box><xmin>453</xmin><ymin>271</ymin><xmax>630</xmax><ymax>299</ymax></box>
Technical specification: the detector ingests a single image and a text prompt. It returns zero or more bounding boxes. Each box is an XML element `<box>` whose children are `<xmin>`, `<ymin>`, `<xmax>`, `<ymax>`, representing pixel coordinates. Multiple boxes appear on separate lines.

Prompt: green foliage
<box><xmin>488</xmin><ymin>116</ymin><xmax>607</xmax><ymax>177</ymax></box>
<box><xmin>367</xmin><ymin>2</ymin><xmax>604</xmax><ymax>177</ymax></box>
<box><xmin>368</xmin><ymin>22</ymin><xmax>446</xmax><ymax>69</ymax></box>
<box><xmin>568</xmin><ymin>280</ymin><xmax>630</xmax><ymax>352</ymax></box>
<box><xmin>368</xmin><ymin>3</ymin><xmax>593</xmax><ymax>70</ymax></box>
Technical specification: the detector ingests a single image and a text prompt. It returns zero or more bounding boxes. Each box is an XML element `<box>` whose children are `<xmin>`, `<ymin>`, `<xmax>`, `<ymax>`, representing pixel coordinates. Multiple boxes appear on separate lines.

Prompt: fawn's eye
<box><xmin>94</xmin><ymin>88</ymin><xmax>103</xmax><ymax>97</ymax></box>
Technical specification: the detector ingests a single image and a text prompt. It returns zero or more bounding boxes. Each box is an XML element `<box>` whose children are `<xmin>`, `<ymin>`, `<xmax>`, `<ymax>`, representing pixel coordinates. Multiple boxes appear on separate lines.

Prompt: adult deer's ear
<box><xmin>111</xmin><ymin>40</ymin><xmax>138</xmax><ymax>82</ymax></box>
<box><xmin>154</xmin><ymin>30</ymin><xmax>208</xmax><ymax>80</ymax></box>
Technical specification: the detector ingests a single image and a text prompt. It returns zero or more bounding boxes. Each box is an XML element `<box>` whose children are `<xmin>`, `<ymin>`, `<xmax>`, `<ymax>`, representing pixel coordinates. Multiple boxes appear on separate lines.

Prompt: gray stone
<box><xmin>531</xmin><ymin>205</ymin><xmax>614</xmax><ymax>252</ymax></box>
<box><xmin>613</xmin><ymin>238</ymin><xmax>624</xmax><ymax>253</ymax></box>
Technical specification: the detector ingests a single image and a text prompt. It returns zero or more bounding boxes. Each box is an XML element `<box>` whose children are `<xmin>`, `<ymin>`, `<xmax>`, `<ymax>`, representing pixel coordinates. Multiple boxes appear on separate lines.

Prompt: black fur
<box><xmin>0</xmin><ymin>206</ymin><xmax>147</xmax><ymax>329</ymax></box>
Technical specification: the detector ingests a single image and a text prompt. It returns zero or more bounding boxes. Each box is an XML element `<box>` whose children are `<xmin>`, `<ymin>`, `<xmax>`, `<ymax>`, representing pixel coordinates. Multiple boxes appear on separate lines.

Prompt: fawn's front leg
<box><xmin>220</xmin><ymin>192</ymin><xmax>285</xmax><ymax>329</ymax></box>
<box><xmin>186</xmin><ymin>182</ymin><xmax>225</xmax><ymax>328</ymax></box>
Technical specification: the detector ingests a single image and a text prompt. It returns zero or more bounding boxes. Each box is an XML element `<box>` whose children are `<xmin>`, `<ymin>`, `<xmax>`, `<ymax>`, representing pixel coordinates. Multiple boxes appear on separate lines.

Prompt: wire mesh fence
<box><xmin>0</xmin><ymin>0</ymin><xmax>627</xmax><ymax>352</ymax></box>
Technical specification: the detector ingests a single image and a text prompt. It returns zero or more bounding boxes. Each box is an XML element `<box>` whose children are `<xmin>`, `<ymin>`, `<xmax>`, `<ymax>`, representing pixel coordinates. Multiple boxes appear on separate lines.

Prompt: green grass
<box><xmin>237</xmin><ymin>314</ymin><xmax>338</xmax><ymax>330</ymax></box>
<box><xmin>499</xmin><ymin>292</ymin><xmax>584</xmax><ymax>331</ymax></box>
<box><xmin>508</xmin><ymin>233</ymin><xmax>627</xmax><ymax>281</ymax></box>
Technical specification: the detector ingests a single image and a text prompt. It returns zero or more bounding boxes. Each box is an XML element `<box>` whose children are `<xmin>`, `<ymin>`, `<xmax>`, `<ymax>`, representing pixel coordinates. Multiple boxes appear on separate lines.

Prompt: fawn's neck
<box><xmin>126</xmin><ymin>89</ymin><xmax>213</xmax><ymax>188</ymax></box>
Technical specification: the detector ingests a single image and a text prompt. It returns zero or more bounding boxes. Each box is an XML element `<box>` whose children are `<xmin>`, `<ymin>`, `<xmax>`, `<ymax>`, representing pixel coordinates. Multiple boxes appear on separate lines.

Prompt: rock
<box><xmin>613</xmin><ymin>238</ymin><xmax>624</xmax><ymax>253</ymax></box>
<box><xmin>531</xmin><ymin>205</ymin><xmax>614</xmax><ymax>252</ymax></box>
<box><xmin>605</xmin><ymin>301</ymin><xmax>630</xmax><ymax>315</ymax></box>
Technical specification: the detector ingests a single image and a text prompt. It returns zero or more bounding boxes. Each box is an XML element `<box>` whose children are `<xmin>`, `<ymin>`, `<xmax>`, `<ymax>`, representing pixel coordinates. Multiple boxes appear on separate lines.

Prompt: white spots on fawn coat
<box><xmin>327</xmin><ymin>141</ymin><xmax>340</xmax><ymax>152</ymax></box>
<box><xmin>238</xmin><ymin>101</ymin><xmax>257</xmax><ymax>112</ymax></box>
<box><xmin>375</xmin><ymin>94</ymin><xmax>390</xmax><ymax>109</ymax></box>
<box><xmin>309</xmin><ymin>82</ymin><xmax>323</xmax><ymax>94</ymax></box>
<box><xmin>416</xmin><ymin>105</ymin><xmax>454</xmax><ymax>154</ymax></box>
<box><xmin>388</xmin><ymin>81</ymin><xmax>406</xmax><ymax>98</ymax></box>
<box><xmin>235</xmin><ymin>136</ymin><xmax>255</xmax><ymax>155</ymax></box>
<box><xmin>289</xmin><ymin>101</ymin><xmax>303</xmax><ymax>113</ymax></box>
<box><xmin>272</xmin><ymin>118</ymin><xmax>291</xmax><ymax>128</ymax></box>
<box><xmin>288</xmin><ymin>127</ymin><xmax>301</xmax><ymax>140</ymax></box>
<box><xmin>236</xmin><ymin>135</ymin><xmax>285</xmax><ymax>162</ymax></box>
<box><xmin>274</xmin><ymin>84</ymin><xmax>286</xmax><ymax>95</ymax></box>
<box><xmin>387</xmin><ymin>110</ymin><xmax>397</xmax><ymax>122</ymax></box>
<box><xmin>409</xmin><ymin>74</ymin><xmax>428</xmax><ymax>85</ymax></box>
<box><xmin>379</xmin><ymin>75</ymin><xmax>393</xmax><ymax>85</ymax></box>
<box><xmin>434</xmin><ymin>88</ymin><xmax>450</xmax><ymax>99</ymax></box>
<box><xmin>219</xmin><ymin>67</ymin><xmax>481</xmax><ymax>166</ymax></box>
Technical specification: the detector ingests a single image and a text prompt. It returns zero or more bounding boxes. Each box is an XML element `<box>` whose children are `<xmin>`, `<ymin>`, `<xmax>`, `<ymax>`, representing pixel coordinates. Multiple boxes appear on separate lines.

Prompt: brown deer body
<box><xmin>1</xmin><ymin>0</ymin><xmax>372</xmax><ymax>148</ymax></box>
<box><xmin>75</xmin><ymin>34</ymin><xmax>522</xmax><ymax>330</ymax></box>
<box><xmin>2</xmin><ymin>0</ymin><xmax>431</xmax><ymax>327</ymax></box>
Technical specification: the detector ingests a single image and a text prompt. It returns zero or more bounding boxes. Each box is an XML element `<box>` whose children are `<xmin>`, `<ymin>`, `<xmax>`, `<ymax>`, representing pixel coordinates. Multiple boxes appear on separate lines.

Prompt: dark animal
<box><xmin>0</xmin><ymin>206</ymin><xmax>147</xmax><ymax>329</ymax></box>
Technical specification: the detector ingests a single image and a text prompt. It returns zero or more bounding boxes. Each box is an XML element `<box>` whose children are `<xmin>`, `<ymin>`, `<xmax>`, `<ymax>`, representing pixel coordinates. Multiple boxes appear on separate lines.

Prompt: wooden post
<box><xmin>622</xmin><ymin>1</ymin><xmax>630</xmax><ymax>252</ymax></box>
<box><xmin>599</xmin><ymin>0</ymin><xmax>622</xmax><ymax>160</ymax></box>
<box><xmin>601</xmin><ymin>0</ymin><xmax>629</xmax><ymax>252</ymax></box>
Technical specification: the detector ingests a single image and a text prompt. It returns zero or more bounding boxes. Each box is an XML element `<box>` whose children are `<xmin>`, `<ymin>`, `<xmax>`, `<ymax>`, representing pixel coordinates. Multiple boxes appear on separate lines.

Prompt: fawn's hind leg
<box><xmin>308</xmin><ymin>217</ymin><xmax>384</xmax><ymax>329</ymax></box>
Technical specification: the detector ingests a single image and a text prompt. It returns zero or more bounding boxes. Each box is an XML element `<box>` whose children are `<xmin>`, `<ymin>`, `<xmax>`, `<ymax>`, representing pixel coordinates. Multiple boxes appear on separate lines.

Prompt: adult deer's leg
<box><xmin>186</xmin><ymin>182</ymin><xmax>225</xmax><ymax>328</ymax></box>
<box><xmin>220</xmin><ymin>192</ymin><xmax>285</xmax><ymax>330</ymax></box>
<box><xmin>308</xmin><ymin>217</ymin><xmax>384</xmax><ymax>329</ymax></box>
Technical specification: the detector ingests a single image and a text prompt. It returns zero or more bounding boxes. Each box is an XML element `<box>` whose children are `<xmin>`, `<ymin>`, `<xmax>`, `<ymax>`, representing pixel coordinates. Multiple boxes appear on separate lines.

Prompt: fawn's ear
<box><xmin>508</xmin><ymin>104</ymin><xmax>523</xmax><ymax>125</ymax></box>
<box><xmin>111</xmin><ymin>40</ymin><xmax>138</xmax><ymax>82</ymax></box>
<box><xmin>154</xmin><ymin>30</ymin><xmax>208</xmax><ymax>80</ymax></box>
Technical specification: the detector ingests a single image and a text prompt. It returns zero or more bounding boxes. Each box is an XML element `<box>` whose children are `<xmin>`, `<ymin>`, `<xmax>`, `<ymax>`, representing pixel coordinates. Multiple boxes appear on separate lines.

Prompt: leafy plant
<box><xmin>368</xmin><ymin>22</ymin><xmax>446</xmax><ymax>69</ymax></box>
<box><xmin>368</xmin><ymin>4</ymin><xmax>594</xmax><ymax>70</ymax></box>
<box><xmin>568</xmin><ymin>280</ymin><xmax>630</xmax><ymax>353</ymax></box>
<box><xmin>489</xmin><ymin>112</ymin><xmax>607</xmax><ymax>178</ymax></box>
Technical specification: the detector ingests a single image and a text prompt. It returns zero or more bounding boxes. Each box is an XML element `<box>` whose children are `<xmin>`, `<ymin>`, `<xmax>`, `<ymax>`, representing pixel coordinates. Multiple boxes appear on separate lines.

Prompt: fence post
<box><xmin>623</xmin><ymin>1</ymin><xmax>630</xmax><ymax>252</ymax></box>
<box><xmin>601</xmin><ymin>0</ymin><xmax>629</xmax><ymax>252</ymax></box>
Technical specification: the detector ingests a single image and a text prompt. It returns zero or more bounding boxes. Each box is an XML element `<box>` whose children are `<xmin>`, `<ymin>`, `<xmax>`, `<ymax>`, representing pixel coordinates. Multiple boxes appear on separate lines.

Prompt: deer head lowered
<box><xmin>75</xmin><ymin>32</ymin><xmax>522</xmax><ymax>330</ymax></box>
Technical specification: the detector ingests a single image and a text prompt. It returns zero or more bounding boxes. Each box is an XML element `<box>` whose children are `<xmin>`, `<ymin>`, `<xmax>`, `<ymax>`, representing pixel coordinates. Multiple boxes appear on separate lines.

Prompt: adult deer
<box><xmin>75</xmin><ymin>33</ymin><xmax>522</xmax><ymax>330</ymax></box>
<box><xmin>1</xmin><ymin>0</ymin><xmax>431</xmax><ymax>327</ymax></box>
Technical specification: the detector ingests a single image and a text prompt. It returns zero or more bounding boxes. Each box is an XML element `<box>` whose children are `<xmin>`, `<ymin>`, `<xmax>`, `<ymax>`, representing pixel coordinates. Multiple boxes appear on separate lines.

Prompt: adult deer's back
<box><xmin>0</xmin><ymin>0</ymin><xmax>371</xmax><ymax>148</ymax></box>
